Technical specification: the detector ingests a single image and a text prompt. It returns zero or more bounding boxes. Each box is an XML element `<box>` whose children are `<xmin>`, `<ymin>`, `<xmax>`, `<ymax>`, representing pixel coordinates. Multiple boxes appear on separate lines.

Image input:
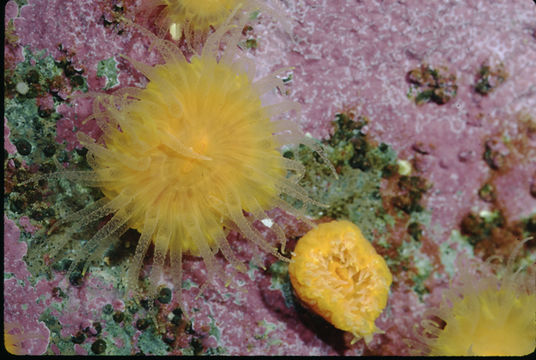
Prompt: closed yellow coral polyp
<box><xmin>288</xmin><ymin>220</ymin><xmax>392</xmax><ymax>343</ymax></box>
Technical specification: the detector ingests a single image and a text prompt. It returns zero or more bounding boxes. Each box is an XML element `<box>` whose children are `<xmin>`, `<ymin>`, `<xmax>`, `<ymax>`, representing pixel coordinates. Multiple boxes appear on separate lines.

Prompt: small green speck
<box><xmin>397</xmin><ymin>159</ymin><xmax>412</xmax><ymax>175</ymax></box>
<box><xmin>15</xmin><ymin>81</ymin><xmax>29</xmax><ymax>95</ymax></box>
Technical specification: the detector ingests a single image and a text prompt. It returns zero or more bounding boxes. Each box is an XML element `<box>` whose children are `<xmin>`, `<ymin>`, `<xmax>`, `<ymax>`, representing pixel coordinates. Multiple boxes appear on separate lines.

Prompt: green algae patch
<box><xmin>282</xmin><ymin>113</ymin><xmax>398</xmax><ymax>243</ymax></box>
<box><xmin>96</xmin><ymin>57</ymin><xmax>120</xmax><ymax>90</ymax></box>
<box><xmin>282</xmin><ymin>112</ymin><xmax>446</xmax><ymax>307</ymax></box>
<box><xmin>137</xmin><ymin>326</ymin><xmax>168</xmax><ymax>355</ymax></box>
<box><xmin>406</xmin><ymin>63</ymin><xmax>457</xmax><ymax>105</ymax></box>
<box><xmin>268</xmin><ymin>260</ymin><xmax>294</xmax><ymax>309</ymax></box>
<box><xmin>474</xmin><ymin>62</ymin><xmax>508</xmax><ymax>96</ymax></box>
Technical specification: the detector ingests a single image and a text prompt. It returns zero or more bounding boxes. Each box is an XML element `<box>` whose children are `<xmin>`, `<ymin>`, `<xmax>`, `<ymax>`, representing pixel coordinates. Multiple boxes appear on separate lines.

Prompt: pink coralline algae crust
<box><xmin>254</xmin><ymin>0</ymin><xmax>536</xmax><ymax>242</ymax></box>
<box><xmin>4</xmin><ymin>214</ymin><xmax>125</xmax><ymax>355</ymax></box>
<box><xmin>5</xmin><ymin>0</ymin><xmax>536</xmax><ymax>356</ymax></box>
<box><xmin>4</xmin><ymin>215</ymin><xmax>31</xmax><ymax>280</ymax></box>
<box><xmin>4</xmin><ymin>216</ymin><xmax>50</xmax><ymax>355</ymax></box>
<box><xmin>18</xmin><ymin>215</ymin><xmax>39</xmax><ymax>234</ymax></box>
<box><xmin>4</xmin><ymin>117</ymin><xmax>17</xmax><ymax>154</ymax></box>
<box><xmin>144</xmin><ymin>209</ymin><xmax>338</xmax><ymax>355</ymax></box>
<box><xmin>55</xmin><ymin>97</ymin><xmax>104</xmax><ymax>151</ymax></box>
<box><xmin>8</xmin><ymin>0</ymin><xmax>164</xmax><ymax>149</ymax></box>
<box><xmin>359</xmin><ymin>284</ymin><xmax>427</xmax><ymax>356</ymax></box>
<box><xmin>4</xmin><ymin>0</ymin><xmax>18</xmax><ymax>20</ymax></box>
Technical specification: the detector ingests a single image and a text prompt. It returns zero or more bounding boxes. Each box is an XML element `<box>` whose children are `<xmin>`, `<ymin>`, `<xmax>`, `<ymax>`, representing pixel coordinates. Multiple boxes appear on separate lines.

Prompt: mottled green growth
<box><xmin>6</xmin><ymin>47</ymin><xmax>61</xmax><ymax>96</ymax></box>
<box><xmin>478</xmin><ymin>183</ymin><xmax>495</xmax><ymax>202</ymax></box>
<box><xmin>407</xmin><ymin>63</ymin><xmax>457</xmax><ymax>105</ymax></box>
<box><xmin>268</xmin><ymin>260</ymin><xmax>294</xmax><ymax>309</ymax></box>
<box><xmin>521</xmin><ymin>214</ymin><xmax>536</xmax><ymax>240</ymax></box>
<box><xmin>474</xmin><ymin>62</ymin><xmax>508</xmax><ymax>95</ymax></box>
<box><xmin>3</xmin><ymin>47</ymin><xmax>104</xmax><ymax>283</ymax></box>
<box><xmin>391</xmin><ymin>175</ymin><xmax>430</xmax><ymax>214</ymax></box>
<box><xmin>397</xmin><ymin>238</ymin><xmax>433</xmax><ymax>299</ymax></box>
<box><xmin>6</xmin><ymin>46</ymin><xmax>87</xmax><ymax>98</ymax></box>
<box><xmin>283</xmin><ymin>113</ymin><xmax>397</xmax><ymax>242</ymax></box>
<box><xmin>137</xmin><ymin>326</ymin><xmax>168</xmax><ymax>355</ymax></box>
<box><xmin>96</xmin><ymin>57</ymin><xmax>119</xmax><ymax>90</ymax></box>
<box><xmin>41</xmin><ymin>306</ymin><xmax>83</xmax><ymax>355</ymax></box>
<box><xmin>4</xmin><ymin>46</ymin><xmax>90</xmax><ymax>174</ymax></box>
<box><xmin>5</xmin><ymin>93</ymin><xmax>60</xmax><ymax>165</ymax></box>
<box><xmin>253</xmin><ymin>320</ymin><xmax>283</xmax><ymax>347</ymax></box>
<box><xmin>460</xmin><ymin>210</ymin><xmax>505</xmax><ymax>246</ymax></box>
<box><xmin>207</xmin><ymin>314</ymin><xmax>221</xmax><ymax>341</ymax></box>
<box><xmin>483</xmin><ymin>139</ymin><xmax>505</xmax><ymax>170</ymax></box>
<box><xmin>205</xmin><ymin>346</ymin><xmax>227</xmax><ymax>355</ymax></box>
<box><xmin>440</xmin><ymin>230</ymin><xmax>475</xmax><ymax>277</ymax></box>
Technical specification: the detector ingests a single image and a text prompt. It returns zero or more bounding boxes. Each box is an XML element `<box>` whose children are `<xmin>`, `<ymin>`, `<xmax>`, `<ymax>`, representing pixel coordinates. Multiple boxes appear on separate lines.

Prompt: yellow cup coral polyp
<box><xmin>288</xmin><ymin>220</ymin><xmax>392</xmax><ymax>344</ymax></box>
<box><xmin>58</xmin><ymin>15</ymin><xmax>329</xmax><ymax>302</ymax></box>
<box><xmin>414</xmin><ymin>241</ymin><xmax>536</xmax><ymax>356</ymax></box>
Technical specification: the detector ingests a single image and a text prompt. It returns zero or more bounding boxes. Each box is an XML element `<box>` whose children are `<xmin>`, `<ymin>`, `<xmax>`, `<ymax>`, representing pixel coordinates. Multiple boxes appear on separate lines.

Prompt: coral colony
<box><xmin>4</xmin><ymin>0</ymin><xmax>536</xmax><ymax>356</ymax></box>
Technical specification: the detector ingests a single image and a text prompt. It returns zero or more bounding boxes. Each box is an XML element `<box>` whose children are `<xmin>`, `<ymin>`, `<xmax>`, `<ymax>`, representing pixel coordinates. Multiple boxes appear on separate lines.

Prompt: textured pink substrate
<box><xmin>4</xmin><ymin>215</ymin><xmax>50</xmax><ymax>355</ymax></box>
<box><xmin>4</xmin><ymin>117</ymin><xmax>17</xmax><ymax>154</ymax></box>
<box><xmin>8</xmin><ymin>0</ymin><xmax>163</xmax><ymax>151</ymax></box>
<box><xmin>4</xmin><ymin>0</ymin><xmax>536</xmax><ymax>356</ymax></box>
<box><xmin>254</xmin><ymin>0</ymin><xmax>536</xmax><ymax>239</ymax></box>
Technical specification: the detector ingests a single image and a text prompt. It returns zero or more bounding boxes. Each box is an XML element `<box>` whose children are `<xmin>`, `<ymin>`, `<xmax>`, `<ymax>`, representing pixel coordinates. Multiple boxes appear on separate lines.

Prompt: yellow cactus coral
<box><xmin>412</xmin><ymin>240</ymin><xmax>536</xmax><ymax>356</ymax></box>
<box><xmin>288</xmin><ymin>220</ymin><xmax>392</xmax><ymax>344</ymax></box>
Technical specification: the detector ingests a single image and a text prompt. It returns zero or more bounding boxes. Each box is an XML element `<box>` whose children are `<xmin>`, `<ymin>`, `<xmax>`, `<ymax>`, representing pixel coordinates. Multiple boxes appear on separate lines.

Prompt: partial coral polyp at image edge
<box><xmin>288</xmin><ymin>220</ymin><xmax>392</xmax><ymax>343</ymax></box>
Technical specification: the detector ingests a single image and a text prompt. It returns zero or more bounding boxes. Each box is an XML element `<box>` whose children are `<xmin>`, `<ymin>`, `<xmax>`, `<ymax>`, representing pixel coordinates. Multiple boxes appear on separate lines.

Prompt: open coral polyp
<box><xmin>51</xmin><ymin>17</ymin><xmax>329</xmax><ymax>302</ymax></box>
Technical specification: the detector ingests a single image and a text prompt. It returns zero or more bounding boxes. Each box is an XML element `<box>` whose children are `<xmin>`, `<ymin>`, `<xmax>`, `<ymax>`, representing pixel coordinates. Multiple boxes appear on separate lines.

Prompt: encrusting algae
<box><xmin>288</xmin><ymin>220</ymin><xmax>392</xmax><ymax>344</ymax></box>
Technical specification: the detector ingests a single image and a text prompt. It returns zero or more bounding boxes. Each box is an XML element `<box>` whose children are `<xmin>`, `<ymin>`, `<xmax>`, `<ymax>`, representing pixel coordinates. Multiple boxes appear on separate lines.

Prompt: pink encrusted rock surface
<box><xmin>4</xmin><ymin>216</ymin><xmax>50</xmax><ymax>355</ymax></box>
<box><xmin>9</xmin><ymin>0</ymin><xmax>163</xmax><ymax>150</ymax></box>
<box><xmin>253</xmin><ymin>0</ymin><xmax>536</xmax><ymax>239</ymax></box>
<box><xmin>4</xmin><ymin>117</ymin><xmax>17</xmax><ymax>154</ymax></box>
<box><xmin>148</xmin><ymin>210</ymin><xmax>339</xmax><ymax>355</ymax></box>
<box><xmin>4</xmin><ymin>215</ymin><xmax>31</xmax><ymax>281</ymax></box>
<box><xmin>4</xmin><ymin>0</ymin><xmax>536</xmax><ymax>356</ymax></box>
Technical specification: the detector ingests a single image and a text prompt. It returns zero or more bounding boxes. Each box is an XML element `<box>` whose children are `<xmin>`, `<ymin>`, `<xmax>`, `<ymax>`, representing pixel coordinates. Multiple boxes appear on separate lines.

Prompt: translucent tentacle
<box><xmin>127</xmin><ymin>210</ymin><xmax>158</xmax><ymax>301</ymax></box>
<box><xmin>77</xmin><ymin>132</ymin><xmax>151</xmax><ymax>171</ymax></box>
<box><xmin>68</xmin><ymin>208</ymin><xmax>132</xmax><ymax>275</ymax></box>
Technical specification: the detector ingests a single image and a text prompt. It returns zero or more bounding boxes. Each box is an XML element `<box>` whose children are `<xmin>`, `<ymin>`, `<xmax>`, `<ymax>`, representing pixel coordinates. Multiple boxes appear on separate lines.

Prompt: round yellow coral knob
<box><xmin>288</xmin><ymin>220</ymin><xmax>392</xmax><ymax>344</ymax></box>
